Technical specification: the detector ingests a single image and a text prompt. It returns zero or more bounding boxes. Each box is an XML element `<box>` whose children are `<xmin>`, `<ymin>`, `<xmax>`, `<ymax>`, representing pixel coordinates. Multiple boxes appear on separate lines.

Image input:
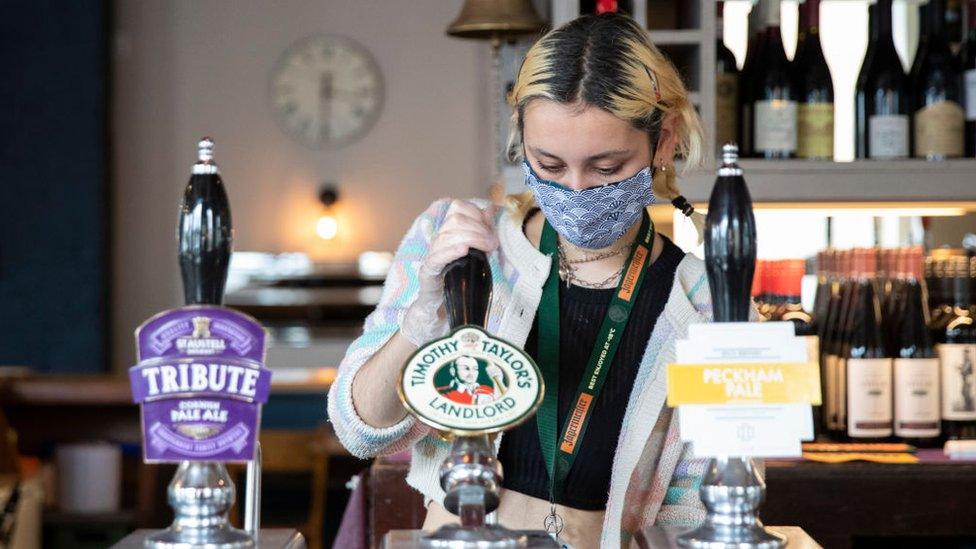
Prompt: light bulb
<box><xmin>316</xmin><ymin>214</ymin><xmax>338</xmax><ymax>240</ymax></box>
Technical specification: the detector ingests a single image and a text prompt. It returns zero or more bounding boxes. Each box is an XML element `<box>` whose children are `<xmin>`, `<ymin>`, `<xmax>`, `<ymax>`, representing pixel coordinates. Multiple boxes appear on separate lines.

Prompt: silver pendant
<box><xmin>544</xmin><ymin>505</ymin><xmax>564</xmax><ymax>536</ymax></box>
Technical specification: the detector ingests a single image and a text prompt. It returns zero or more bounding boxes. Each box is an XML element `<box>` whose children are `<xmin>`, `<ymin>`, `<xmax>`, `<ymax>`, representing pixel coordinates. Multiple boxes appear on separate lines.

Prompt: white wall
<box><xmin>112</xmin><ymin>1</ymin><xmax>491</xmax><ymax>371</ymax></box>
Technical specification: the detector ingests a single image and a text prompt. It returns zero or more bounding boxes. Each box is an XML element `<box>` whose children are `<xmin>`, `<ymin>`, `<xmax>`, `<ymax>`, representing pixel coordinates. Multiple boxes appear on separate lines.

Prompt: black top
<box><xmin>497</xmin><ymin>232</ymin><xmax>684</xmax><ymax>510</ymax></box>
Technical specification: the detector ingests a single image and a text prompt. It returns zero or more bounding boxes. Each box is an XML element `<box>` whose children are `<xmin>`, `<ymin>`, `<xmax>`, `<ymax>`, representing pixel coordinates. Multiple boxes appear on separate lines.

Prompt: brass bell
<box><xmin>446</xmin><ymin>0</ymin><xmax>545</xmax><ymax>41</ymax></box>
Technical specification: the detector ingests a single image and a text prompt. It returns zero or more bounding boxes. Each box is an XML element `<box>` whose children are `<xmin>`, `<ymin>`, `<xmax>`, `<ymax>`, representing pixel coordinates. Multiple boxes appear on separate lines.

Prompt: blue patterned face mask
<box><xmin>522</xmin><ymin>160</ymin><xmax>655</xmax><ymax>249</ymax></box>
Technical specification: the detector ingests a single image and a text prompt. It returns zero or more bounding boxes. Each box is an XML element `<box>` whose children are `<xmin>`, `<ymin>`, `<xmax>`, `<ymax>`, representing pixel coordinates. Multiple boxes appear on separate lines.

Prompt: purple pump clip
<box><xmin>129</xmin><ymin>306</ymin><xmax>272</xmax><ymax>463</ymax></box>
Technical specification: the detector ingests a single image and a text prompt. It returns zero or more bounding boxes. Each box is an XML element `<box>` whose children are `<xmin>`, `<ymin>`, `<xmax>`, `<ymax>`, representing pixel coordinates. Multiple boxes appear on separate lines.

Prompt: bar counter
<box><xmin>364</xmin><ymin>452</ymin><xmax>976</xmax><ymax>548</ymax></box>
<box><xmin>5</xmin><ymin>374</ymin><xmax>976</xmax><ymax>548</ymax></box>
<box><xmin>764</xmin><ymin>451</ymin><xmax>976</xmax><ymax>548</ymax></box>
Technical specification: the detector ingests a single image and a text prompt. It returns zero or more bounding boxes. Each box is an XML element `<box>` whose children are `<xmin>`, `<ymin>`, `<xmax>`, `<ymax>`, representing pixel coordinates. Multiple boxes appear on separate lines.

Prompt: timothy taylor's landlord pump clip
<box><xmin>130</xmin><ymin>306</ymin><xmax>272</xmax><ymax>462</ymax></box>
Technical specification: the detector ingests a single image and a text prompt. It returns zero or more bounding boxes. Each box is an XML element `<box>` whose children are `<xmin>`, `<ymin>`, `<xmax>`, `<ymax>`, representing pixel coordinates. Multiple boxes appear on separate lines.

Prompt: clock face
<box><xmin>270</xmin><ymin>35</ymin><xmax>384</xmax><ymax>148</ymax></box>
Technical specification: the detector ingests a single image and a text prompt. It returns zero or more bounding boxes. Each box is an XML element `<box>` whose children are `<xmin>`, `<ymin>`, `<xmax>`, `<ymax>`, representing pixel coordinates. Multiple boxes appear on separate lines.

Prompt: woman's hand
<box><xmin>400</xmin><ymin>200</ymin><xmax>498</xmax><ymax>347</ymax></box>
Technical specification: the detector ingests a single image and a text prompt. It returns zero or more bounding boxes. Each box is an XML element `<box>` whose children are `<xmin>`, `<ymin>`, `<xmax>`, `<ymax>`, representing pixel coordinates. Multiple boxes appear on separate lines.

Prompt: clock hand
<box><xmin>318</xmin><ymin>73</ymin><xmax>333</xmax><ymax>139</ymax></box>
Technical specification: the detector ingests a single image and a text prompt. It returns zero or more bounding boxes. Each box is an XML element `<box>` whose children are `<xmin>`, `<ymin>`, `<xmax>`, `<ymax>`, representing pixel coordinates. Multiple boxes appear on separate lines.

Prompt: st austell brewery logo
<box><xmin>174</xmin><ymin>315</ymin><xmax>228</xmax><ymax>355</ymax></box>
<box><xmin>399</xmin><ymin>326</ymin><xmax>543</xmax><ymax>434</ymax></box>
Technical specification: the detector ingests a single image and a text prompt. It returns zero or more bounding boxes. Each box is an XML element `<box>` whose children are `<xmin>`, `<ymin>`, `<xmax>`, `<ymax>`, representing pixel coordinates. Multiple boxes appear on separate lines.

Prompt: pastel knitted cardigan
<box><xmin>327</xmin><ymin>199</ymin><xmax>713</xmax><ymax>547</ymax></box>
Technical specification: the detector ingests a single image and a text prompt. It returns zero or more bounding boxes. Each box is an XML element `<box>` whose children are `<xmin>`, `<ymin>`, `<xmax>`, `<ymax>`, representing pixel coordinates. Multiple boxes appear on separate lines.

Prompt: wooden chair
<box><xmin>231</xmin><ymin>427</ymin><xmax>346</xmax><ymax>549</ymax></box>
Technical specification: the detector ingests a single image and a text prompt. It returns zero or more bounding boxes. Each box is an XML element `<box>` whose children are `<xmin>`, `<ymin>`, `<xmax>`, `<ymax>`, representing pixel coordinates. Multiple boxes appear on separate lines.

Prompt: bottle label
<box><xmin>868</xmin><ymin>114</ymin><xmax>909</xmax><ymax>159</ymax></box>
<box><xmin>715</xmin><ymin>73</ymin><xmax>739</xmax><ymax>150</ymax></box>
<box><xmin>914</xmin><ymin>100</ymin><xmax>965</xmax><ymax>158</ymax></box>
<box><xmin>939</xmin><ymin>343</ymin><xmax>976</xmax><ymax>420</ymax></box>
<box><xmin>797</xmin><ymin>102</ymin><xmax>834</xmax><ymax>159</ymax></box>
<box><xmin>893</xmin><ymin>358</ymin><xmax>940</xmax><ymax>438</ymax></box>
<box><xmin>754</xmin><ymin>99</ymin><xmax>798</xmax><ymax>153</ymax></box>
<box><xmin>965</xmin><ymin>70</ymin><xmax>976</xmax><ymax>121</ymax></box>
<box><xmin>847</xmin><ymin>358</ymin><xmax>893</xmax><ymax>438</ymax></box>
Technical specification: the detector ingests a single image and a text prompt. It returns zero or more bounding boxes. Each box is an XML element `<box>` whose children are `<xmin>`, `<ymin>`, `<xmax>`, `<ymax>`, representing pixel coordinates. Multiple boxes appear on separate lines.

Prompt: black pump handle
<box><xmin>704</xmin><ymin>145</ymin><xmax>757</xmax><ymax>323</ymax></box>
<box><xmin>442</xmin><ymin>250</ymin><xmax>492</xmax><ymax>329</ymax></box>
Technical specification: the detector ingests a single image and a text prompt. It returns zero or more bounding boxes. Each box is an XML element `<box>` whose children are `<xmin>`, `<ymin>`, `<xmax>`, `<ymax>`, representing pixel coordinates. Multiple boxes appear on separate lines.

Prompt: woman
<box><xmin>328</xmin><ymin>13</ymin><xmax>713</xmax><ymax>548</ymax></box>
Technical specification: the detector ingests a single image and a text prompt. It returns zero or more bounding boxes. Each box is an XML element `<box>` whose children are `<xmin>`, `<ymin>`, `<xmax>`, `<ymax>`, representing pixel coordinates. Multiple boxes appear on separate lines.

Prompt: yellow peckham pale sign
<box><xmin>667</xmin><ymin>362</ymin><xmax>822</xmax><ymax>406</ymax></box>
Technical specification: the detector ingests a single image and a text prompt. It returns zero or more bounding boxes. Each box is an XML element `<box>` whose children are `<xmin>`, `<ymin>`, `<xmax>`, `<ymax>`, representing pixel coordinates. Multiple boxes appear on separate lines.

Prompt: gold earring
<box><xmin>658</xmin><ymin>164</ymin><xmax>667</xmax><ymax>173</ymax></box>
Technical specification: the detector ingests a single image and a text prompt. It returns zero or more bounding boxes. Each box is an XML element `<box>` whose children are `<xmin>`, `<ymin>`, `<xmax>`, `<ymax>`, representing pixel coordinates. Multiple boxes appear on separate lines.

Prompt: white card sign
<box><xmin>672</xmin><ymin>322</ymin><xmax>817</xmax><ymax>458</ymax></box>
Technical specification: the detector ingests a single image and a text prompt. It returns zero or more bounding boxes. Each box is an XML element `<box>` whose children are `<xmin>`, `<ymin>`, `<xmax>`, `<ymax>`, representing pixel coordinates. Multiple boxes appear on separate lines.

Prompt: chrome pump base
<box><xmin>676</xmin><ymin>457</ymin><xmax>786</xmax><ymax>549</ymax></box>
<box><xmin>418</xmin><ymin>435</ymin><xmax>523</xmax><ymax>549</ymax></box>
<box><xmin>145</xmin><ymin>461</ymin><xmax>254</xmax><ymax>548</ymax></box>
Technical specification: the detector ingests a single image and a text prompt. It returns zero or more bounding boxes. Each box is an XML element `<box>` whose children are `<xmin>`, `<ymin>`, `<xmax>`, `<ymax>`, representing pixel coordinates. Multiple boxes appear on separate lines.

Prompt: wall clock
<box><xmin>270</xmin><ymin>34</ymin><xmax>384</xmax><ymax>149</ymax></box>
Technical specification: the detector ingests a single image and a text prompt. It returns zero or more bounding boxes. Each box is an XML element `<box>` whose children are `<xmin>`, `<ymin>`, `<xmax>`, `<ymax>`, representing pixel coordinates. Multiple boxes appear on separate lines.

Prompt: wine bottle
<box><xmin>739</xmin><ymin>0</ymin><xmax>767</xmax><ymax>158</ymax></box>
<box><xmin>855</xmin><ymin>0</ymin><xmax>910</xmax><ymax>159</ymax></box>
<box><xmin>836</xmin><ymin>250</ymin><xmax>860</xmax><ymax>438</ymax></box>
<box><xmin>749</xmin><ymin>0</ymin><xmax>797</xmax><ymax>159</ymax></box>
<box><xmin>793</xmin><ymin>0</ymin><xmax>834</xmax><ymax>160</ymax></box>
<box><xmin>962</xmin><ymin>0</ymin><xmax>976</xmax><ymax>157</ymax></box>
<box><xmin>846</xmin><ymin>249</ymin><xmax>893</xmax><ymax>441</ymax></box>
<box><xmin>816</xmin><ymin>251</ymin><xmax>839</xmax><ymax>435</ymax></box>
<box><xmin>826</xmin><ymin>250</ymin><xmax>856</xmax><ymax>436</ymax></box>
<box><xmin>911</xmin><ymin>0</ymin><xmax>965</xmax><ymax>160</ymax></box>
<box><xmin>716</xmin><ymin>1</ymin><xmax>739</xmax><ymax>152</ymax></box>
<box><xmin>939</xmin><ymin>257</ymin><xmax>976</xmax><ymax>440</ymax></box>
<box><xmin>812</xmin><ymin>252</ymin><xmax>832</xmax><ymax>436</ymax></box>
<box><xmin>881</xmin><ymin>248</ymin><xmax>906</xmax><ymax>358</ymax></box>
<box><xmin>893</xmin><ymin>247</ymin><xmax>941</xmax><ymax>445</ymax></box>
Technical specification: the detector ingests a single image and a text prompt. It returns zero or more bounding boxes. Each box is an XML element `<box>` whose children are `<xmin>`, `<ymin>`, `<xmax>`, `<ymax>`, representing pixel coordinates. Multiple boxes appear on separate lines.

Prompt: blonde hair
<box><xmin>505</xmin><ymin>12</ymin><xmax>705</xmax><ymax>218</ymax></box>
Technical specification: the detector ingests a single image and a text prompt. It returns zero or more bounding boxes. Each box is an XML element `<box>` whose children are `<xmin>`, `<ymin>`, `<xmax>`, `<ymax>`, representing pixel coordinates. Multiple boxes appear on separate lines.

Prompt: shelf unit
<box><xmin>548</xmin><ymin>0</ymin><xmax>976</xmax><ymax>207</ymax></box>
<box><xmin>679</xmin><ymin>159</ymin><xmax>976</xmax><ymax>204</ymax></box>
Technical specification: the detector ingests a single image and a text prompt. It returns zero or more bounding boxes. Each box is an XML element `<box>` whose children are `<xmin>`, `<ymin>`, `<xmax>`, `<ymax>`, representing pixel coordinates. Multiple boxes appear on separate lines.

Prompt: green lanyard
<box><xmin>536</xmin><ymin>211</ymin><xmax>655</xmax><ymax>505</ymax></box>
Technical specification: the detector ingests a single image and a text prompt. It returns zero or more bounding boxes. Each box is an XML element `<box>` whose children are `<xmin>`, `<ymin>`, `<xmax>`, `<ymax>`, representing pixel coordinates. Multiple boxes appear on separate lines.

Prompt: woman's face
<box><xmin>522</xmin><ymin>99</ymin><xmax>653</xmax><ymax>191</ymax></box>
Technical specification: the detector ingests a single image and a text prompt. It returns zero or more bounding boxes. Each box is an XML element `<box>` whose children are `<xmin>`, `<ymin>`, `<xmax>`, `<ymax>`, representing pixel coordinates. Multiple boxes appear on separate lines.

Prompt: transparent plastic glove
<box><xmin>399</xmin><ymin>200</ymin><xmax>498</xmax><ymax>348</ymax></box>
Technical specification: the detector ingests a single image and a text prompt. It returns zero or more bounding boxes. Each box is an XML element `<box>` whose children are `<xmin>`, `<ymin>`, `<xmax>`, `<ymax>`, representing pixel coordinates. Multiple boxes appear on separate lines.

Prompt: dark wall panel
<box><xmin>0</xmin><ymin>1</ymin><xmax>109</xmax><ymax>373</ymax></box>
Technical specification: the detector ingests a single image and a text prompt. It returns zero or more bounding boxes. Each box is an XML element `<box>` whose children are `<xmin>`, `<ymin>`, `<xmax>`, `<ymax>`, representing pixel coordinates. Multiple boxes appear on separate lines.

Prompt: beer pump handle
<box><xmin>678</xmin><ymin>145</ymin><xmax>787</xmax><ymax>548</ymax></box>
<box><xmin>147</xmin><ymin>137</ymin><xmax>257</xmax><ymax>548</ymax></box>
<box><xmin>443</xmin><ymin>249</ymin><xmax>492</xmax><ymax>330</ymax></box>
<box><xmin>178</xmin><ymin>137</ymin><xmax>233</xmax><ymax>307</ymax></box>
<box><xmin>704</xmin><ymin>144</ymin><xmax>757</xmax><ymax>324</ymax></box>
<box><xmin>437</xmin><ymin>249</ymin><xmax>501</xmax><ymax>521</ymax></box>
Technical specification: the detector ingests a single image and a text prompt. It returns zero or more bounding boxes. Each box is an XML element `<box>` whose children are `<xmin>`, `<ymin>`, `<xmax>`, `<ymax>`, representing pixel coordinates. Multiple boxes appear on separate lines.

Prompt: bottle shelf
<box><xmin>678</xmin><ymin>159</ymin><xmax>976</xmax><ymax>204</ymax></box>
<box><xmin>548</xmin><ymin>1</ymin><xmax>973</xmax><ymax>208</ymax></box>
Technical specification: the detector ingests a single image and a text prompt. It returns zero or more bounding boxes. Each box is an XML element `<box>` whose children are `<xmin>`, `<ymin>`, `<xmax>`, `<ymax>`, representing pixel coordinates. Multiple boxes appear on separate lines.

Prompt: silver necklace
<box><xmin>558</xmin><ymin>238</ymin><xmax>633</xmax><ymax>265</ymax></box>
<box><xmin>556</xmin><ymin>243</ymin><xmax>627</xmax><ymax>289</ymax></box>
